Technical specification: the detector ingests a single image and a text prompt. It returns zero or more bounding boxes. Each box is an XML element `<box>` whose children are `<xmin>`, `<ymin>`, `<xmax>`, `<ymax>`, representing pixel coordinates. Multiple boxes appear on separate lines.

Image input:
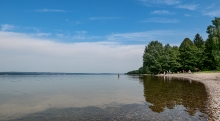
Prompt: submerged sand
<box><xmin>157</xmin><ymin>73</ymin><xmax>220</xmax><ymax>121</ymax></box>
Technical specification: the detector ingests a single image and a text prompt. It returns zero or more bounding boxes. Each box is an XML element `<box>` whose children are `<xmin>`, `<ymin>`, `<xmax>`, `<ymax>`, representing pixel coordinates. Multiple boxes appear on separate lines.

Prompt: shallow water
<box><xmin>0</xmin><ymin>74</ymin><xmax>208</xmax><ymax>120</ymax></box>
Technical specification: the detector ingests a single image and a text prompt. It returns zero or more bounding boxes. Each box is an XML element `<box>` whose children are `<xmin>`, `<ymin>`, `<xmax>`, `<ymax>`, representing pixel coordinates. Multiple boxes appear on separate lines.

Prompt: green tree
<box><xmin>161</xmin><ymin>44</ymin><xmax>181</xmax><ymax>72</ymax></box>
<box><xmin>143</xmin><ymin>41</ymin><xmax>164</xmax><ymax>74</ymax></box>
<box><xmin>179</xmin><ymin>38</ymin><xmax>198</xmax><ymax>71</ymax></box>
<box><xmin>204</xmin><ymin>38</ymin><xmax>215</xmax><ymax>70</ymax></box>
<box><xmin>193</xmin><ymin>33</ymin><xmax>205</xmax><ymax>70</ymax></box>
<box><xmin>161</xmin><ymin>44</ymin><xmax>172</xmax><ymax>71</ymax></box>
<box><xmin>204</xmin><ymin>17</ymin><xmax>220</xmax><ymax>70</ymax></box>
<box><xmin>126</xmin><ymin>70</ymin><xmax>139</xmax><ymax>74</ymax></box>
<box><xmin>169</xmin><ymin>46</ymin><xmax>181</xmax><ymax>72</ymax></box>
<box><xmin>193</xmin><ymin>33</ymin><xmax>205</xmax><ymax>49</ymax></box>
<box><xmin>138</xmin><ymin>67</ymin><xmax>144</xmax><ymax>74</ymax></box>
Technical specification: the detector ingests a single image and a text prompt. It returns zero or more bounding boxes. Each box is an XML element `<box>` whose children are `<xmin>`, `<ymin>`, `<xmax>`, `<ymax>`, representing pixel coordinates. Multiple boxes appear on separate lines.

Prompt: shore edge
<box><xmin>155</xmin><ymin>73</ymin><xmax>220</xmax><ymax>121</ymax></box>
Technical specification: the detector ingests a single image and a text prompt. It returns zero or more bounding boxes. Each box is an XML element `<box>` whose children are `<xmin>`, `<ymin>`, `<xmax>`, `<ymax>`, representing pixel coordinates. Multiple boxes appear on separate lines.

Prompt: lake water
<box><xmin>0</xmin><ymin>74</ymin><xmax>208</xmax><ymax>121</ymax></box>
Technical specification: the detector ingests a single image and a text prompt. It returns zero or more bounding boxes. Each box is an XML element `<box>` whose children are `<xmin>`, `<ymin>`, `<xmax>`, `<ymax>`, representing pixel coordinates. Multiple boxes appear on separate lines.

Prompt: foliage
<box><xmin>126</xmin><ymin>17</ymin><xmax>220</xmax><ymax>74</ymax></box>
<box><xmin>162</xmin><ymin>44</ymin><xmax>181</xmax><ymax>72</ymax></box>
<box><xmin>126</xmin><ymin>70</ymin><xmax>139</xmax><ymax>74</ymax></box>
<box><xmin>143</xmin><ymin>41</ymin><xmax>164</xmax><ymax>74</ymax></box>
<box><xmin>204</xmin><ymin>17</ymin><xmax>220</xmax><ymax>70</ymax></box>
<box><xmin>193</xmin><ymin>33</ymin><xmax>205</xmax><ymax>49</ymax></box>
<box><xmin>141</xmin><ymin>41</ymin><xmax>182</xmax><ymax>74</ymax></box>
<box><xmin>193</xmin><ymin>34</ymin><xmax>205</xmax><ymax>70</ymax></box>
<box><xmin>179</xmin><ymin>38</ymin><xmax>199</xmax><ymax>71</ymax></box>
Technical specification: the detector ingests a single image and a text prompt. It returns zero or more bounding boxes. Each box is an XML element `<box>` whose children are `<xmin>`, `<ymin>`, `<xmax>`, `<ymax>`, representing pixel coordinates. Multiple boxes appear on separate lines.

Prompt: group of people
<box><xmin>177</xmin><ymin>70</ymin><xmax>192</xmax><ymax>74</ymax></box>
<box><xmin>163</xmin><ymin>70</ymin><xmax>192</xmax><ymax>75</ymax></box>
<box><xmin>163</xmin><ymin>70</ymin><xmax>172</xmax><ymax>75</ymax></box>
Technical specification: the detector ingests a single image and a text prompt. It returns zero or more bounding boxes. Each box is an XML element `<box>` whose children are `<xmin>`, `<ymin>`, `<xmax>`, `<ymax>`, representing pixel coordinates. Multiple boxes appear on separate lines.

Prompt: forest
<box><xmin>127</xmin><ymin>17</ymin><xmax>220</xmax><ymax>74</ymax></box>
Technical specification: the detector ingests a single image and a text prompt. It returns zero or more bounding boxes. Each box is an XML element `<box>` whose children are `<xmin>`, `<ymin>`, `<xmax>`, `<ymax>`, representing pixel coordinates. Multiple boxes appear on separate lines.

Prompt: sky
<box><xmin>0</xmin><ymin>0</ymin><xmax>220</xmax><ymax>73</ymax></box>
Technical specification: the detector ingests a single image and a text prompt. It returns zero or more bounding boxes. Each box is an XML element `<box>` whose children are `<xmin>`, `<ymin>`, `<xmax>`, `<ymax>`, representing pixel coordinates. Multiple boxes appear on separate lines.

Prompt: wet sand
<box><xmin>157</xmin><ymin>73</ymin><xmax>220</xmax><ymax>121</ymax></box>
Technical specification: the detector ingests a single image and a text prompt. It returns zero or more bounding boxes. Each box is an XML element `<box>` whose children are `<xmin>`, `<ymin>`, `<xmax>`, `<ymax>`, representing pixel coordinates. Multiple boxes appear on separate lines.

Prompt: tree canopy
<box><xmin>179</xmin><ymin>38</ymin><xmax>198</xmax><ymax>70</ymax></box>
<box><xmin>127</xmin><ymin>17</ymin><xmax>220</xmax><ymax>74</ymax></box>
<box><xmin>143</xmin><ymin>41</ymin><xmax>164</xmax><ymax>74</ymax></box>
<box><xmin>204</xmin><ymin>17</ymin><xmax>220</xmax><ymax>70</ymax></box>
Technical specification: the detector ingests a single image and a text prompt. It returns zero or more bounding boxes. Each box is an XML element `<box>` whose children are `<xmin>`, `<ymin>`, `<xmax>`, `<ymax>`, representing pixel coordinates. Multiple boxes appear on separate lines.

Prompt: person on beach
<box><xmin>188</xmin><ymin>70</ymin><xmax>192</xmax><ymax>74</ymax></box>
<box><xmin>118</xmin><ymin>73</ymin><xmax>120</xmax><ymax>78</ymax></box>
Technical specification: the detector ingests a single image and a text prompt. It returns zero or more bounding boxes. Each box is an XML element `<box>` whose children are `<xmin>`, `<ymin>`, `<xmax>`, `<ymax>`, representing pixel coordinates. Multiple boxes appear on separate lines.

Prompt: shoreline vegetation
<box><xmin>126</xmin><ymin>17</ymin><xmax>220</xmax><ymax>120</ymax></box>
<box><xmin>127</xmin><ymin>17</ymin><xmax>220</xmax><ymax>75</ymax></box>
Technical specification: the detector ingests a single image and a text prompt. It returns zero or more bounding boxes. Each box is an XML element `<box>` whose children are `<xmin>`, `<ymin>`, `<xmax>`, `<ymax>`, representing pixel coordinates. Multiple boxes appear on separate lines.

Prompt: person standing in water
<box><xmin>118</xmin><ymin>73</ymin><xmax>120</xmax><ymax>78</ymax></box>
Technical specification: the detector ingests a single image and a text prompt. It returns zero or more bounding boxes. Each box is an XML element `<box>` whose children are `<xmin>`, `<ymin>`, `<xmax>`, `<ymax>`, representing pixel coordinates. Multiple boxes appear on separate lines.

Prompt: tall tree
<box><xmin>204</xmin><ymin>17</ymin><xmax>220</xmax><ymax>70</ymax></box>
<box><xmin>161</xmin><ymin>44</ymin><xmax>181</xmax><ymax>72</ymax></box>
<box><xmin>143</xmin><ymin>41</ymin><xmax>164</xmax><ymax>74</ymax></box>
<box><xmin>193</xmin><ymin>33</ymin><xmax>205</xmax><ymax>49</ymax></box>
<box><xmin>179</xmin><ymin>38</ymin><xmax>198</xmax><ymax>71</ymax></box>
<box><xmin>161</xmin><ymin>44</ymin><xmax>172</xmax><ymax>71</ymax></box>
<box><xmin>193</xmin><ymin>33</ymin><xmax>205</xmax><ymax>70</ymax></box>
<box><xmin>169</xmin><ymin>46</ymin><xmax>181</xmax><ymax>72</ymax></box>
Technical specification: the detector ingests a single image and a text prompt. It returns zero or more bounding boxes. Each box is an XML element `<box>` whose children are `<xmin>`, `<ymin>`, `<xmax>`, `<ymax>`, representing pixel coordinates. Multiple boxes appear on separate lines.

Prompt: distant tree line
<box><xmin>127</xmin><ymin>17</ymin><xmax>220</xmax><ymax>74</ymax></box>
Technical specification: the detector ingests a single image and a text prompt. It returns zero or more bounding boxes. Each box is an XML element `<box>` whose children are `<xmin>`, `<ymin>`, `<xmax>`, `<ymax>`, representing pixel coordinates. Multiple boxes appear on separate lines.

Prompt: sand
<box><xmin>158</xmin><ymin>73</ymin><xmax>220</xmax><ymax>121</ymax></box>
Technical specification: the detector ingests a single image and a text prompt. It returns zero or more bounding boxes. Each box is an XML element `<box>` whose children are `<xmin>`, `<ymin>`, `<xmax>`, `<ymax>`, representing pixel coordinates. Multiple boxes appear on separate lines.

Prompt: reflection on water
<box><xmin>139</xmin><ymin>76</ymin><xmax>208</xmax><ymax>115</ymax></box>
<box><xmin>0</xmin><ymin>75</ymin><xmax>208</xmax><ymax>120</ymax></box>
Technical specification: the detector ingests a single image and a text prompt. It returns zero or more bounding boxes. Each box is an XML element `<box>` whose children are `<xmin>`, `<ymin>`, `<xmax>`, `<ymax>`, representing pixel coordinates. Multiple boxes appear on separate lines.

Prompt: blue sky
<box><xmin>0</xmin><ymin>0</ymin><xmax>220</xmax><ymax>72</ymax></box>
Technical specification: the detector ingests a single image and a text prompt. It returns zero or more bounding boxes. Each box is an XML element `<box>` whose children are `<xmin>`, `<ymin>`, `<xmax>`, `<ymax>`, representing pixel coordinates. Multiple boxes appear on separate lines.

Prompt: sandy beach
<box><xmin>158</xmin><ymin>73</ymin><xmax>220</xmax><ymax>121</ymax></box>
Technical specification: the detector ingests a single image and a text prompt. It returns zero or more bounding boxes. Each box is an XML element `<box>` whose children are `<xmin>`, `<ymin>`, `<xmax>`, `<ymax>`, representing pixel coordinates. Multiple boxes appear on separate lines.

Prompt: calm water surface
<box><xmin>0</xmin><ymin>75</ymin><xmax>208</xmax><ymax>121</ymax></box>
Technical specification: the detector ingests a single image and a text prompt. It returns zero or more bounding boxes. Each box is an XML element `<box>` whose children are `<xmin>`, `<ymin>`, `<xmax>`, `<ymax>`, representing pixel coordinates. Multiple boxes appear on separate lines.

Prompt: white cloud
<box><xmin>56</xmin><ymin>34</ymin><xmax>64</xmax><ymax>37</ymax></box>
<box><xmin>89</xmin><ymin>17</ymin><xmax>120</xmax><ymax>20</ymax></box>
<box><xmin>71</xmin><ymin>31</ymin><xmax>88</xmax><ymax>40</ymax></box>
<box><xmin>35</xmin><ymin>9</ymin><xmax>67</xmax><ymax>12</ymax></box>
<box><xmin>140</xmin><ymin>17</ymin><xmax>179</xmax><ymax>23</ymax></box>
<box><xmin>24</xmin><ymin>27</ymin><xmax>42</xmax><ymax>32</ymax></box>
<box><xmin>75</xmin><ymin>21</ymin><xmax>82</xmax><ymax>24</ymax></box>
<box><xmin>107</xmin><ymin>30</ymin><xmax>206</xmax><ymax>47</ymax></box>
<box><xmin>34</xmin><ymin>33</ymin><xmax>51</xmax><ymax>37</ymax></box>
<box><xmin>75</xmin><ymin>31</ymin><xmax>87</xmax><ymax>34</ymax></box>
<box><xmin>150</xmin><ymin>10</ymin><xmax>175</xmax><ymax>15</ymax></box>
<box><xmin>108</xmin><ymin>30</ymin><xmax>181</xmax><ymax>43</ymax></box>
<box><xmin>1</xmin><ymin>24</ymin><xmax>16</xmax><ymax>31</ymax></box>
<box><xmin>163</xmin><ymin>0</ymin><xmax>180</xmax><ymax>5</ymax></box>
<box><xmin>0</xmin><ymin>31</ymin><xmax>144</xmax><ymax>73</ymax></box>
<box><xmin>203</xmin><ymin>9</ymin><xmax>220</xmax><ymax>17</ymax></box>
<box><xmin>140</xmin><ymin>0</ymin><xmax>180</xmax><ymax>5</ymax></box>
<box><xmin>205</xmin><ymin>4</ymin><xmax>215</xmax><ymax>10</ymax></box>
<box><xmin>54</xmin><ymin>31</ymin><xmax>102</xmax><ymax>42</ymax></box>
<box><xmin>177</xmin><ymin>4</ymin><xmax>198</xmax><ymax>10</ymax></box>
<box><xmin>184</xmin><ymin>14</ymin><xmax>192</xmax><ymax>17</ymax></box>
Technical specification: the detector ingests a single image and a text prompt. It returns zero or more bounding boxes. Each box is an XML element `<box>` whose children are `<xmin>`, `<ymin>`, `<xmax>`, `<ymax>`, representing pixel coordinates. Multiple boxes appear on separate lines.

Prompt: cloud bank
<box><xmin>0</xmin><ymin>31</ymin><xmax>144</xmax><ymax>73</ymax></box>
<box><xmin>1</xmin><ymin>24</ymin><xmax>16</xmax><ymax>31</ymax></box>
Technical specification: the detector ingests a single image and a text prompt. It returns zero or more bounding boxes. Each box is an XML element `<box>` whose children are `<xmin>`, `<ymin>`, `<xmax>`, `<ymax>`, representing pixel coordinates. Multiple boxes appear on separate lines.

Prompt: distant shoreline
<box><xmin>156</xmin><ymin>73</ymin><xmax>220</xmax><ymax>121</ymax></box>
<box><xmin>0</xmin><ymin>72</ymin><xmax>120</xmax><ymax>75</ymax></box>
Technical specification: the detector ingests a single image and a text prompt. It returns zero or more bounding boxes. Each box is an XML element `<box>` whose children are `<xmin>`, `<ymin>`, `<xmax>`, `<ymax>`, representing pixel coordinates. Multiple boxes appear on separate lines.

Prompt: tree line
<box><xmin>127</xmin><ymin>17</ymin><xmax>220</xmax><ymax>74</ymax></box>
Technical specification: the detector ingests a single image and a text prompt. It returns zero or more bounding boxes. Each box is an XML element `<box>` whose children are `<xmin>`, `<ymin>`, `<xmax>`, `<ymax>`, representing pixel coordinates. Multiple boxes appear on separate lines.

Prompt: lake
<box><xmin>0</xmin><ymin>74</ymin><xmax>208</xmax><ymax>121</ymax></box>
